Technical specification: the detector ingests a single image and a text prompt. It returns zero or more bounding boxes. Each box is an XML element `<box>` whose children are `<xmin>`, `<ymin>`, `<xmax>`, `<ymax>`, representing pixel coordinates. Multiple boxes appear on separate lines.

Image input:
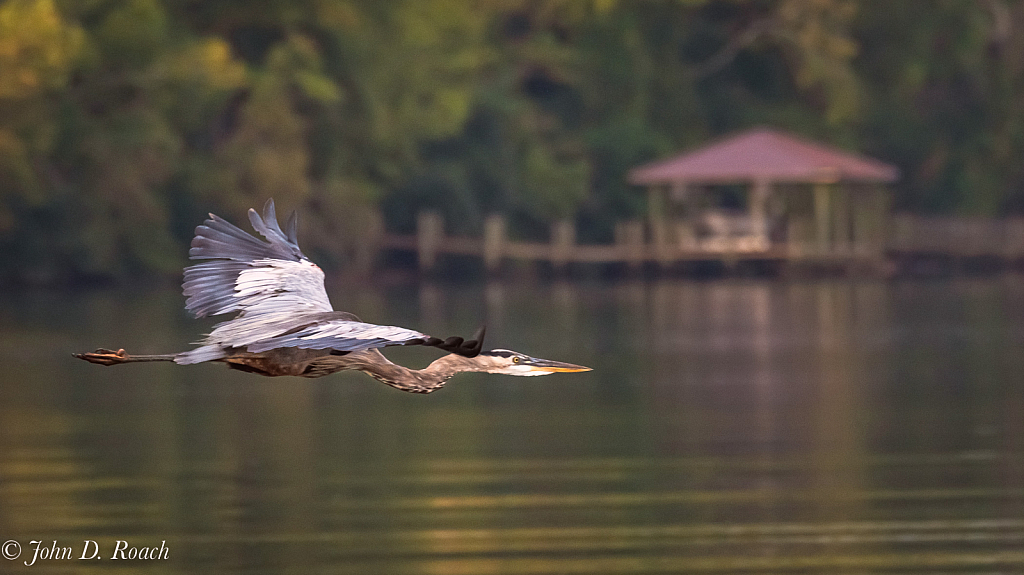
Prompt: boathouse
<box><xmin>628</xmin><ymin>128</ymin><xmax>900</xmax><ymax>259</ymax></box>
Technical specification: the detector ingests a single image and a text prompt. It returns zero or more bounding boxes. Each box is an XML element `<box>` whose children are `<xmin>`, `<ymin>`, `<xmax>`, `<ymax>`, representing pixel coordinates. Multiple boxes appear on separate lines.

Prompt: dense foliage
<box><xmin>1</xmin><ymin>0</ymin><xmax>1022</xmax><ymax>282</ymax></box>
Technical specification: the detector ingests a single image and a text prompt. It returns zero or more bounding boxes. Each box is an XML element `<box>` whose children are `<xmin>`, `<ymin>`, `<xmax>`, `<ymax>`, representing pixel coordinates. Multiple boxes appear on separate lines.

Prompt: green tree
<box><xmin>854</xmin><ymin>0</ymin><xmax>1024</xmax><ymax>215</ymax></box>
<box><xmin>0</xmin><ymin>0</ymin><xmax>83</xmax><ymax>230</ymax></box>
<box><xmin>4</xmin><ymin>0</ymin><xmax>1024</xmax><ymax>283</ymax></box>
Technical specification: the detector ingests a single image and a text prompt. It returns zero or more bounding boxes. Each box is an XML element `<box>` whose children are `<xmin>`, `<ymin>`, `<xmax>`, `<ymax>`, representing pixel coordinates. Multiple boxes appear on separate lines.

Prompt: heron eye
<box><xmin>512</xmin><ymin>357</ymin><xmax>520</xmax><ymax>363</ymax></box>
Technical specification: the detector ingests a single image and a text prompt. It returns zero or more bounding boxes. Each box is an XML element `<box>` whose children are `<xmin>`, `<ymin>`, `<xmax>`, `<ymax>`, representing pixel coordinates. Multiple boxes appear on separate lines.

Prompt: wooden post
<box><xmin>671</xmin><ymin>181</ymin><xmax>697</xmax><ymax>252</ymax></box>
<box><xmin>483</xmin><ymin>214</ymin><xmax>506</xmax><ymax>273</ymax></box>
<box><xmin>750</xmin><ymin>178</ymin><xmax>771</xmax><ymax>248</ymax></box>
<box><xmin>416</xmin><ymin>210</ymin><xmax>443</xmax><ymax>272</ymax></box>
<box><xmin>648</xmin><ymin>184</ymin><xmax>673</xmax><ymax>266</ymax></box>
<box><xmin>550</xmin><ymin>219</ymin><xmax>575</xmax><ymax>272</ymax></box>
<box><xmin>813</xmin><ymin>183</ymin><xmax>832</xmax><ymax>255</ymax></box>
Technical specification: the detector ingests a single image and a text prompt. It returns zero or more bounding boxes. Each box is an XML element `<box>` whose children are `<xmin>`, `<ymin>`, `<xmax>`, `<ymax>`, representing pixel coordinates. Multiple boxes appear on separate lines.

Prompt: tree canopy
<box><xmin>1</xmin><ymin>0</ymin><xmax>1022</xmax><ymax>283</ymax></box>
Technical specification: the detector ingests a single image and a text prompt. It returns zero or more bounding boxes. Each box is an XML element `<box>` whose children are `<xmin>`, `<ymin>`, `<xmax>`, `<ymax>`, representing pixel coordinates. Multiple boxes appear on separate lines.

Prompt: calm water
<box><xmin>1</xmin><ymin>277</ymin><xmax>1023</xmax><ymax>574</ymax></box>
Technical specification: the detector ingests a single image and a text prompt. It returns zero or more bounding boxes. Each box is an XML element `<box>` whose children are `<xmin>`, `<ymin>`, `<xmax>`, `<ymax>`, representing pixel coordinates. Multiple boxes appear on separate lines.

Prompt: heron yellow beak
<box><xmin>523</xmin><ymin>357</ymin><xmax>592</xmax><ymax>373</ymax></box>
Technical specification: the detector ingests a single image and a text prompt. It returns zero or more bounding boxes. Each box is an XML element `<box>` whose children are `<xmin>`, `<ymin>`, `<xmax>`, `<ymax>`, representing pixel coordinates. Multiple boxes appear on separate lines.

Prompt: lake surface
<box><xmin>1</xmin><ymin>277</ymin><xmax>1023</xmax><ymax>574</ymax></box>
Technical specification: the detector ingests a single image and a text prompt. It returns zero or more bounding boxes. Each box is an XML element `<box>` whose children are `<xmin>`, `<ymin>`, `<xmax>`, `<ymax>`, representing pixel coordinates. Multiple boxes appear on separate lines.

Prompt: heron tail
<box><xmin>173</xmin><ymin>345</ymin><xmax>227</xmax><ymax>365</ymax></box>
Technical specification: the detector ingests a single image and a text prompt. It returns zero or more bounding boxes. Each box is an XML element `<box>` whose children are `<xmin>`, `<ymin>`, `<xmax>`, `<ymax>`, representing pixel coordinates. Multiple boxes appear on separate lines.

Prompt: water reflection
<box><xmin>1</xmin><ymin>278</ymin><xmax>1023</xmax><ymax>573</ymax></box>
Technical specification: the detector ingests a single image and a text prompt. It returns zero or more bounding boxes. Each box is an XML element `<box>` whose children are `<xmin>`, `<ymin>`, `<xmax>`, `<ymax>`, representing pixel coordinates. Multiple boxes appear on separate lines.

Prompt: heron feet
<box><xmin>74</xmin><ymin>348</ymin><xmax>129</xmax><ymax>366</ymax></box>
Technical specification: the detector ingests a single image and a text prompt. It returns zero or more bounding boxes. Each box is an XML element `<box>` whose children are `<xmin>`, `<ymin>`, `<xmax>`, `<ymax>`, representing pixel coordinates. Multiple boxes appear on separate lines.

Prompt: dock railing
<box><xmin>888</xmin><ymin>214</ymin><xmax>1024</xmax><ymax>258</ymax></box>
<box><xmin>380</xmin><ymin>211</ymin><xmax>1024</xmax><ymax>273</ymax></box>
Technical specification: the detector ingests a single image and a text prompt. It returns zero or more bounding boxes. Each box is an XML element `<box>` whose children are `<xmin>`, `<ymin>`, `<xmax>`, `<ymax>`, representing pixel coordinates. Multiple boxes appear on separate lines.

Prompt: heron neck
<box><xmin>355</xmin><ymin>350</ymin><xmax>478</xmax><ymax>394</ymax></box>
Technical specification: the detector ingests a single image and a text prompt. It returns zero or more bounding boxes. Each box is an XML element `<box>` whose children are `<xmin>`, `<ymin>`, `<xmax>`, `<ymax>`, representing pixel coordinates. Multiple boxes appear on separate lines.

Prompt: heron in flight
<box><xmin>75</xmin><ymin>200</ymin><xmax>590</xmax><ymax>393</ymax></box>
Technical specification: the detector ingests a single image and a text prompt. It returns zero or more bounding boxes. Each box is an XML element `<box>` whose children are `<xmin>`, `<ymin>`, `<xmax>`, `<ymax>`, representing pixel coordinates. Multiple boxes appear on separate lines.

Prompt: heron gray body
<box><xmin>75</xmin><ymin>200</ymin><xmax>589</xmax><ymax>392</ymax></box>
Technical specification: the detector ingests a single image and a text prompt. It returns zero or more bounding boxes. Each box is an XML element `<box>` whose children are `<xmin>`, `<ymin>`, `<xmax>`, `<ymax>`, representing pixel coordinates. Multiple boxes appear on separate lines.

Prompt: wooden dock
<box><xmin>379</xmin><ymin>211</ymin><xmax>1024</xmax><ymax>275</ymax></box>
<box><xmin>888</xmin><ymin>214</ymin><xmax>1024</xmax><ymax>258</ymax></box>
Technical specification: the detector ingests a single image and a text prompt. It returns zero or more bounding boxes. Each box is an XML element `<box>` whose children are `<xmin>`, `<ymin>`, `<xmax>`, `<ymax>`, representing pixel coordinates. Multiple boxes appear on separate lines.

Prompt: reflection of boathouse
<box><xmin>628</xmin><ymin>128</ymin><xmax>899</xmax><ymax>259</ymax></box>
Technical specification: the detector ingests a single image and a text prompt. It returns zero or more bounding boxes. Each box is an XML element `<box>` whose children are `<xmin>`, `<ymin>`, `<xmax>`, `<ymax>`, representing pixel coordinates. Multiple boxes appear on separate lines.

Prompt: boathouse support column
<box><xmin>750</xmin><ymin>178</ymin><xmax>771</xmax><ymax>249</ymax></box>
<box><xmin>813</xmin><ymin>183</ymin><xmax>832</xmax><ymax>254</ymax></box>
<box><xmin>832</xmin><ymin>184</ymin><xmax>851</xmax><ymax>255</ymax></box>
<box><xmin>677</xmin><ymin>182</ymin><xmax>699</xmax><ymax>250</ymax></box>
<box><xmin>652</xmin><ymin>182</ymin><xmax>684</xmax><ymax>265</ymax></box>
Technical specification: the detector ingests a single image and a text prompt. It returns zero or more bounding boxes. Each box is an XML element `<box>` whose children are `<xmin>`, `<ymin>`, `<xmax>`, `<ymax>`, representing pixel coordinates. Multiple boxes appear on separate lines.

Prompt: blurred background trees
<box><xmin>1</xmin><ymin>0</ymin><xmax>1023</xmax><ymax>283</ymax></box>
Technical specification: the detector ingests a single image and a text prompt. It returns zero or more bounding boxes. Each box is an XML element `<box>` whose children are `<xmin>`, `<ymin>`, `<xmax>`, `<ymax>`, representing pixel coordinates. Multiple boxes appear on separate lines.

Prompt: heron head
<box><xmin>476</xmin><ymin>349</ymin><xmax>591</xmax><ymax>376</ymax></box>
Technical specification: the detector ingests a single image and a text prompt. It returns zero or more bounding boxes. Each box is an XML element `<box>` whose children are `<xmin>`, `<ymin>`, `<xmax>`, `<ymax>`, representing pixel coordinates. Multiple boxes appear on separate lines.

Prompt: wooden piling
<box><xmin>832</xmin><ymin>185</ymin><xmax>851</xmax><ymax>255</ymax></box>
<box><xmin>650</xmin><ymin>219</ymin><xmax>672</xmax><ymax>266</ymax></box>
<box><xmin>750</xmin><ymin>178</ymin><xmax>770</xmax><ymax>245</ymax></box>
<box><xmin>389</xmin><ymin>209</ymin><xmax>1024</xmax><ymax>277</ymax></box>
<box><xmin>483</xmin><ymin>214</ymin><xmax>506</xmax><ymax>273</ymax></box>
<box><xmin>813</xmin><ymin>183</ymin><xmax>832</xmax><ymax>255</ymax></box>
<box><xmin>417</xmin><ymin>210</ymin><xmax>443</xmax><ymax>272</ymax></box>
<box><xmin>550</xmin><ymin>220</ymin><xmax>575</xmax><ymax>272</ymax></box>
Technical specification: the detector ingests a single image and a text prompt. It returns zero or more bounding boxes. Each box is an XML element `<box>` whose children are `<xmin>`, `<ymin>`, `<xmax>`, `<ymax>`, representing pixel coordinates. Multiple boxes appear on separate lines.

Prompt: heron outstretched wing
<box><xmin>244</xmin><ymin>316</ymin><xmax>432</xmax><ymax>353</ymax></box>
<box><xmin>175</xmin><ymin>199</ymin><xmax>485</xmax><ymax>364</ymax></box>
<box><xmin>176</xmin><ymin>310</ymin><xmax>484</xmax><ymax>364</ymax></box>
<box><xmin>242</xmin><ymin>318</ymin><xmax>483</xmax><ymax>357</ymax></box>
<box><xmin>183</xmin><ymin>199</ymin><xmax>332</xmax><ymax>318</ymax></box>
<box><xmin>174</xmin><ymin>312</ymin><xmax>433</xmax><ymax>364</ymax></box>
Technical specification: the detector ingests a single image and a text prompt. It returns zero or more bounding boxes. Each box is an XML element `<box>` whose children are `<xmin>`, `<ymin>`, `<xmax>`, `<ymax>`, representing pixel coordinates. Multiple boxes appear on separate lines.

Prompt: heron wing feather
<box><xmin>174</xmin><ymin>199</ymin><xmax>450</xmax><ymax>366</ymax></box>
<box><xmin>182</xmin><ymin>199</ymin><xmax>332</xmax><ymax>318</ymax></box>
<box><xmin>232</xmin><ymin>259</ymin><xmax>333</xmax><ymax>315</ymax></box>
<box><xmin>174</xmin><ymin>312</ymin><xmax>425</xmax><ymax>364</ymax></box>
<box><xmin>245</xmin><ymin>319</ymin><xmax>428</xmax><ymax>353</ymax></box>
<box><xmin>189</xmin><ymin>211</ymin><xmax>300</xmax><ymax>262</ymax></box>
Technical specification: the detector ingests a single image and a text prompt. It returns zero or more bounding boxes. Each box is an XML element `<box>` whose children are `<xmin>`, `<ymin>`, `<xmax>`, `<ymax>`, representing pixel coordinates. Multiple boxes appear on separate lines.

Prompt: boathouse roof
<box><xmin>629</xmin><ymin>128</ymin><xmax>900</xmax><ymax>185</ymax></box>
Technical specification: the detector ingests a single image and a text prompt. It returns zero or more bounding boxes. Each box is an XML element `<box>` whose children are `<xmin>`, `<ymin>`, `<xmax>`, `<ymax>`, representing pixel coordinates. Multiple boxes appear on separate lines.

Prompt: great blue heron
<box><xmin>75</xmin><ymin>200</ymin><xmax>590</xmax><ymax>393</ymax></box>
